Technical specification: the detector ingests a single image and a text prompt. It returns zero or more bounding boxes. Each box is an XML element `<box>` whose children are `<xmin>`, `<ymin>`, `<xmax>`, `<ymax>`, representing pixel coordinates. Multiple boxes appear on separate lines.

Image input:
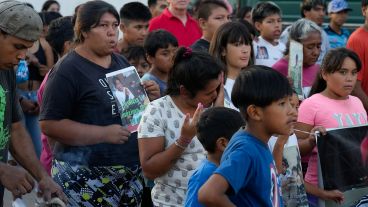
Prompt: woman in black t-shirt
<box><xmin>39</xmin><ymin>1</ymin><xmax>159</xmax><ymax>206</ymax></box>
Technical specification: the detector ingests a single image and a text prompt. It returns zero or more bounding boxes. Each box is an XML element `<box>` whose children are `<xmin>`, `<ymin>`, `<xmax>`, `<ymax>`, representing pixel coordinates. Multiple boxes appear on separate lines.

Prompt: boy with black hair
<box><xmin>184</xmin><ymin>107</ymin><xmax>244</xmax><ymax>207</ymax></box>
<box><xmin>252</xmin><ymin>1</ymin><xmax>285</xmax><ymax>67</ymax></box>
<box><xmin>191</xmin><ymin>0</ymin><xmax>230</xmax><ymax>52</ymax></box>
<box><xmin>280</xmin><ymin>0</ymin><xmax>330</xmax><ymax>65</ymax></box>
<box><xmin>348</xmin><ymin>0</ymin><xmax>368</xmax><ymax>112</ymax></box>
<box><xmin>142</xmin><ymin>30</ymin><xmax>178</xmax><ymax>97</ymax></box>
<box><xmin>198</xmin><ymin>65</ymin><xmax>296</xmax><ymax>206</ymax></box>
<box><xmin>117</xmin><ymin>2</ymin><xmax>152</xmax><ymax>53</ymax></box>
<box><xmin>122</xmin><ymin>46</ymin><xmax>150</xmax><ymax>77</ymax></box>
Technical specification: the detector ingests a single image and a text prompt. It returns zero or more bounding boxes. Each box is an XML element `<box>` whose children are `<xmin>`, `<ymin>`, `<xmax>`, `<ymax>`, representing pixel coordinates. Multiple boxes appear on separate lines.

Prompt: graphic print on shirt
<box><xmin>256</xmin><ymin>46</ymin><xmax>269</xmax><ymax>59</ymax></box>
<box><xmin>270</xmin><ymin>163</ymin><xmax>280</xmax><ymax>207</ymax></box>
<box><xmin>98</xmin><ymin>77</ymin><xmax>120</xmax><ymax>117</ymax></box>
<box><xmin>0</xmin><ymin>86</ymin><xmax>9</xmax><ymax>160</ymax></box>
<box><xmin>332</xmin><ymin>113</ymin><xmax>368</xmax><ymax>128</ymax></box>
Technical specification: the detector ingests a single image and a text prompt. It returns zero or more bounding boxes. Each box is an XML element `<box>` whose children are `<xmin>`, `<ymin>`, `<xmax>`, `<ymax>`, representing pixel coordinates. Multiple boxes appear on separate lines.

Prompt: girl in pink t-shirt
<box><xmin>296</xmin><ymin>48</ymin><xmax>367</xmax><ymax>206</ymax></box>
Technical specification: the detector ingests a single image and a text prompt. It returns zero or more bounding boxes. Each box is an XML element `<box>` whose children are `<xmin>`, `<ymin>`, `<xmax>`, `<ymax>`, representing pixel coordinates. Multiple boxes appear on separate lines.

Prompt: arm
<box><xmin>272</xmin><ymin>135</ymin><xmax>288</xmax><ymax>174</ymax></box>
<box><xmin>295</xmin><ymin>122</ymin><xmax>314</xmax><ymax>156</ymax></box>
<box><xmin>9</xmin><ymin>121</ymin><xmax>67</xmax><ymax>203</ymax></box>
<box><xmin>352</xmin><ymin>80</ymin><xmax>368</xmax><ymax>112</ymax></box>
<box><xmin>40</xmin><ymin>119</ymin><xmax>130</xmax><ymax>146</ymax></box>
<box><xmin>198</xmin><ymin>174</ymin><xmax>235</xmax><ymax>207</ymax></box>
<box><xmin>139</xmin><ymin>104</ymin><xmax>203</xmax><ymax>179</ymax></box>
<box><xmin>39</xmin><ymin>38</ymin><xmax>54</xmax><ymax>76</ymax></box>
<box><xmin>304</xmin><ymin>181</ymin><xmax>344</xmax><ymax>204</ymax></box>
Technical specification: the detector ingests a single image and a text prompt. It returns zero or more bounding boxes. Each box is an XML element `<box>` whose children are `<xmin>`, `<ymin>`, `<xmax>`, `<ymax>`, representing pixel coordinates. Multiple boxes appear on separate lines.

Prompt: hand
<box><xmin>142</xmin><ymin>80</ymin><xmax>160</xmax><ymax>101</ymax></box>
<box><xmin>214</xmin><ymin>72</ymin><xmax>225</xmax><ymax>107</ymax></box>
<box><xmin>27</xmin><ymin>102</ymin><xmax>40</xmax><ymax>115</ymax></box>
<box><xmin>37</xmin><ymin>176</ymin><xmax>68</xmax><ymax>205</ymax></box>
<box><xmin>178</xmin><ymin>103</ymin><xmax>203</xmax><ymax>145</ymax></box>
<box><xmin>0</xmin><ymin>164</ymin><xmax>34</xmax><ymax>198</ymax></box>
<box><xmin>104</xmin><ymin>124</ymin><xmax>131</xmax><ymax>144</ymax></box>
<box><xmin>309</xmin><ymin>126</ymin><xmax>327</xmax><ymax>146</ymax></box>
<box><xmin>20</xmin><ymin>99</ymin><xmax>38</xmax><ymax>114</ymax></box>
<box><xmin>322</xmin><ymin>189</ymin><xmax>344</xmax><ymax>204</ymax></box>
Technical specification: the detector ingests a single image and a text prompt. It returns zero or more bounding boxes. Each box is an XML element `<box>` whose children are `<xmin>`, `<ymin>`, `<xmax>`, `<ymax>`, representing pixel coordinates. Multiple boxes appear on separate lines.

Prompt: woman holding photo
<box><xmin>39</xmin><ymin>1</ymin><xmax>159</xmax><ymax>206</ymax></box>
<box><xmin>138</xmin><ymin>47</ymin><xmax>225</xmax><ymax>206</ymax></box>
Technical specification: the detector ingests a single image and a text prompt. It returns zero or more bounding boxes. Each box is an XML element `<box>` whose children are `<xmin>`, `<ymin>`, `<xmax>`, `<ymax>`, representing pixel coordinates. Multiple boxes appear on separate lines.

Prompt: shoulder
<box><xmin>348</xmin><ymin>95</ymin><xmax>365</xmax><ymax>108</ymax></box>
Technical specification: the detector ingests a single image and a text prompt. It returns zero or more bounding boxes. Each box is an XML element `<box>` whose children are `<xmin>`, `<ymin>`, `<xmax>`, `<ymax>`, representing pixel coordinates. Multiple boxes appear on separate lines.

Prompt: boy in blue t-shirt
<box><xmin>198</xmin><ymin>65</ymin><xmax>296</xmax><ymax>206</ymax></box>
<box><xmin>184</xmin><ymin>107</ymin><xmax>245</xmax><ymax>207</ymax></box>
<box><xmin>142</xmin><ymin>30</ymin><xmax>178</xmax><ymax>97</ymax></box>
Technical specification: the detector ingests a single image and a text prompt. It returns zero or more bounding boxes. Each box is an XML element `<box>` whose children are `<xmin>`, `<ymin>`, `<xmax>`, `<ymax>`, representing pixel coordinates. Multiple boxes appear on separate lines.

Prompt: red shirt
<box><xmin>149</xmin><ymin>8</ymin><xmax>202</xmax><ymax>47</ymax></box>
<box><xmin>347</xmin><ymin>27</ymin><xmax>368</xmax><ymax>95</ymax></box>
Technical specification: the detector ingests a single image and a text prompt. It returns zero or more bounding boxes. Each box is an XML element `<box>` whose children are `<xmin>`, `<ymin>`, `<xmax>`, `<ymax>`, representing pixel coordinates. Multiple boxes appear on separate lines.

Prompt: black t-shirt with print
<box><xmin>0</xmin><ymin>68</ymin><xmax>23</xmax><ymax>204</ymax></box>
<box><xmin>40</xmin><ymin>51</ymin><xmax>139</xmax><ymax>167</ymax></box>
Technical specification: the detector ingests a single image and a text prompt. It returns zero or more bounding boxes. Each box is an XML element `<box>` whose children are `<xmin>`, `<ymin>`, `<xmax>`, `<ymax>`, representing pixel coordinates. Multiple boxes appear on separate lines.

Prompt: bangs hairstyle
<box><xmin>232</xmin><ymin>65</ymin><xmax>292</xmax><ymax>116</ymax></box>
<box><xmin>300</xmin><ymin>0</ymin><xmax>325</xmax><ymax>17</ymax></box>
<box><xmin>197</xmin><ymin>0</ymin><xmax>228</xmax><ymax>20</ymax></box>
<box><xmin>167</xmin><ymin>47</ymin><xmax>225</xmax><ymax>97</ymax></box>
<box><xmin>252</xmin><ymin>1</ymin><xmax>281</xmax><ymax>23</ymax></box>
<box><xmin>123</xmin><ymin>46</ymin><xmax>147</xmax><ymax>62</ymax></box>
<box><xmin>119</xmin><ymin>2</ymin><xmax>151</xmax><ymax>23</ymax></box>
<box><xmin>363</xmin><ymin>0</ymin><xmax>368</xmax><ymax>7</ymax></box>
<box><xmin>144</xmin><ymin>30</ymin><xmax>178</xmax><ymax>57</ymax></box>
<box><xmin>74</xmin><ymin>1</ymin><xmax>119</xmax><ymax>44</ymax></box>
<box><xmin>209</xmin><ymin>21</ymin><xmax>254</xmax><ymax>66</ymax></box>
<box><xmin>309</xmin><ymin>48</ymin><xmax>362</xmax><ymax>96</ymax></box>
<box><xmin>284</xmin><ymin>18</ymin><xmax>321</xmax><ymax>55</ymax></box>
<box><xmin>197</xmin><ymin>107</ymin><xmax>245</xmax><ymax>153</ymax></box>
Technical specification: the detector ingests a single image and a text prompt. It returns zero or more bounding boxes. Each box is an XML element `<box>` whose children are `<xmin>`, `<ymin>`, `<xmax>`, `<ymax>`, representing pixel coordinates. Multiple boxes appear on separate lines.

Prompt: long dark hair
<box><xmin>309</xmin><ymin>48</ymin><xmax>362</xmax><ymax>96</ymax></box>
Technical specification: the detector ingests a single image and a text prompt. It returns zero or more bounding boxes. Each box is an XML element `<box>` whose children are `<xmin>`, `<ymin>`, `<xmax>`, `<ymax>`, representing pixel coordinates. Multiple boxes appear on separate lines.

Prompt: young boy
<box><xmin>198</xmin><ymin>65</ymin><xmax>295</xmax><ymax>206</ymax></box>
<box><xmin>122</xmin><ymin>46</ymin><xmax>150</xmax><ymax>77</ymax></box>
<box><xmin>117</xmin><ymin>2</ymin><xmax>152</xmax><ymax>53</ymax></box>
<box><xmin>142</xmin><ymin>30</ymin><xmax>178</xmax><ymax>97</ymax></box>
<box><xmin>252</xmin><ymin>2</ymin><xmax>285</xmax><ymax>67</ymax></box>
<box><xmin>324</xmin><ymin>0</ymin><xmax>352</xmax><ymax>48</ymax></box>
<box><xmin>184</xmin><ymin>107</ymin><xmax>245</xmax><ymax>207</ymax></box>
<box><xmin>191</xmin><ymin>0</ymin><xmax>230</xmax><ymax>52</ymax></box>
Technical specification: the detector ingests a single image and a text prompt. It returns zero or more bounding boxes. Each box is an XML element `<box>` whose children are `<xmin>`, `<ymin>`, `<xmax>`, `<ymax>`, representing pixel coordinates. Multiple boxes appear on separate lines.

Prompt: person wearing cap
<box><xmin>324</xmin><ymin>0</ymin><xmax>352</xmax><ymax>48</ymax></box>
<box><xmin>0</xmin><ymin>1</ymin><xmax>66</xmax><ymax>205</ymax></box>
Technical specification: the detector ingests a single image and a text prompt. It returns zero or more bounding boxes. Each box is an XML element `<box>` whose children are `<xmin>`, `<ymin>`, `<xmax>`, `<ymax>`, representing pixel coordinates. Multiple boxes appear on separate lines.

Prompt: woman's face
<box><xmin>47</xmin><ymin>3</ymin><xmax>60</xmax><ymax>12</ymax></box>
<box><xmin>184</xmin><ymin>76</ymin><xmax>221</xmax><ymax>108</ymax></box>
<box><xmin>301</xmin><ymin>32</ymin><xmax>321</xmax><ymax>67</ymax></box>
<box><xmin>223</xmin><ymin>42</ymin><xmax>251</xmax><ymax>70</ymax></box>
<box><xmin>84</xmin><ymin>12</ymin><xmax>119</xmax><ymax>56</ymax></box>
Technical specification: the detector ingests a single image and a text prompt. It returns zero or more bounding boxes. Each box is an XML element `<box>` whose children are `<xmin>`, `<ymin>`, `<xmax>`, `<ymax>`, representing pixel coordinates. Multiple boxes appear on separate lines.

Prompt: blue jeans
<box><xmin>18</xmin><ymin>90</ymin><xmax>41</xmax><ymax>158</ymax></box>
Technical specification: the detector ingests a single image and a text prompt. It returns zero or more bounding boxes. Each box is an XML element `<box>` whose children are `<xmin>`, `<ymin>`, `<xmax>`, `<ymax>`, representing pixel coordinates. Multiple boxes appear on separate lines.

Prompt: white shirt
<box><xmin>253</xmin><ymin>36</ymin><xmax>286</xmax><ymax>67</ymax></box>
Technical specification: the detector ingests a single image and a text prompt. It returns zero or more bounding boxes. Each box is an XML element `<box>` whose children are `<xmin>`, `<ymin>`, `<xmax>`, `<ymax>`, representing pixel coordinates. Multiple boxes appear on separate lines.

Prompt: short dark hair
<box><xmin>252</xmin><ymin>1</ymin><xmax>281</xmax><ymax>23</ymax></box>
<box><xmin>232</xmin><ymin>65</ymin><xmax>292</xmax><ymax>116</ymax></box>
<box><xmin>197</xmin><ymin>107</ymin><xmax>244</xmax><ymax>153</ymax></box>
<box><xmin>309</xmin><ymin>48</ymin><xmax>362</xmax><ymax>96</ymax></box>
<box><xmin>144</xmin><ymin>30</ymin><xmax>178</xmax><ymax>57</ymax></box>
<box><xmin>74</xmin><ymin>1</ymin><xmax>119</xmax><ymax>44</ymax></box>
<box><xmin>300</xmin><ymin>0</ymin><xmax>325</xmax><ymax>17</ymax></box>
<box><xmin>148</xmin><ymin>0</ymin><xmax>157</xmax><ymax>8</ymax></box>
<box><xmin>197</xmin><ymin>0</ymin><xmax>228</xmax><ymax>20</ymax></box>
<box><xmin>123</xmin><ymin>46</ymin><xmax>147</xmax><ymax>62</ymax></box>
<box><xmin>363</xmin><ymin>0</ymin><xmax>368</xmax><ymax>7</ymax></box>
<box><xmin>236</xmin><ymin>19</ymin><xmax>257</xmax><ymax>38</ymax></box>
<box><xmin>120</xmin><ymin>2</ymin><xmax>152</xmax><ymax>23</ymax></box>
<box><xmin>167</xmin><ymin>47</ymin><xmax>225</xmax><ymax>97</ymax></box>
<box><xmin>39</xmin><ymin>11</ymin><xmax>62</xmax><ymax>26</ymax></box>
<box><xmin>236</xmin><ymin>6</ymin><xmax>252</xmax><ymax>19</ymax></box>
<box><xmin>41</xmin><ymin>0</ymin><xmax>60</xmax><ymax>12</ymax></box>
<box><xmin>46</xmin><ymin>16</ymin><xmax>74</xmax><ymax>56</ymax></box>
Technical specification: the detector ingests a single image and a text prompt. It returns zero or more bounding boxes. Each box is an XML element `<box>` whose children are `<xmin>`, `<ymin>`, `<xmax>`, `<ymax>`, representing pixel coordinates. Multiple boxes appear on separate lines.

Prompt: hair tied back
<box><xmin>182</xmin><ymin>47</ymin><xmax>192</xmax><ymax>58</ymax></box>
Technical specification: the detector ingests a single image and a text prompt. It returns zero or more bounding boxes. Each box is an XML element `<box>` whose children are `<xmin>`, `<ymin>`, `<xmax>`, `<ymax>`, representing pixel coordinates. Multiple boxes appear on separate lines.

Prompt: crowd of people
<box><xmin>0</xmin><ymin>0</ymin><xmax>368</xmax><ymax>206</ymax></box>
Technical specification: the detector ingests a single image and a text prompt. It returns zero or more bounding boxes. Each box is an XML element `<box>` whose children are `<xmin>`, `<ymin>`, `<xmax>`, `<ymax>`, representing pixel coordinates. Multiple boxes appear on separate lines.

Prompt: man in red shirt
<box><xmin>348</xmin><ymin>0</ymin><xmax>368</xmax><ymax>111</ymax></box>
<box><xmin>149</xmin><ymin>0</ymin><xmax>202</xmax><ymax>47</ymax></box>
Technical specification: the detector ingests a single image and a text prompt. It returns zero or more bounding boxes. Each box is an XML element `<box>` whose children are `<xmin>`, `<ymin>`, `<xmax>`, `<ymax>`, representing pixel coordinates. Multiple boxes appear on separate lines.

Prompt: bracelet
<box><xmin>174</xmin><ymin>140</ymin><xmax>187</xmax><ymax>150</ymax></box>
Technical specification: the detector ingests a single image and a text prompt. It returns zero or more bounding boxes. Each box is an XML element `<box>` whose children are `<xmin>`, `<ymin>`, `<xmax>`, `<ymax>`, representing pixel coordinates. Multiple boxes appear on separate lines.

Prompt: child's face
<box><xmin>301</xmin><ymin>32</ymin><xmax>321</xmax><ymax>66</ymax></box>
<box><xmin>304</xmin><ymin>5</ymin><xmax>325</xmax><ymax>26</ymax></box>
<box><xmin>129</xmin><ymin>58</ymin><xmax>150</xmax><ymax>77</ymax></box>
<box><xmin>243</xmin><ymin>11</ymin><xmax>252</xmax><ymax>24</ymax></box>
<box><xmin>322</xmin><ymin>57</ymin><xmax>358</xmax><ymax>99</ymax></box>
<box><xmin>223</xmin><ymin>42</ymin><xmax>251</xmax><ymax>70</ymax></box>
<box><xmin>151</xmin><ymin>45</ymin><xmax>177</xmax><ymax>73</ymax></box>
<box><xmin>255</xmin><ymin>14</ymin><xmax>282</xmax><ymax>41</ymax></box>
<box><xmin>203</xmin><ymin>7</ymin><xmax>230</xmax><ymax>38</ymax></box>
<box><xmin>261</xmin><ymin>96</ymin><xmax>296</xmax><ymax>136</ymax></box>
<box><xmin>121</xmin><ymin>20</ymin><xmax>149</xmax><ymax>46</ymax></box>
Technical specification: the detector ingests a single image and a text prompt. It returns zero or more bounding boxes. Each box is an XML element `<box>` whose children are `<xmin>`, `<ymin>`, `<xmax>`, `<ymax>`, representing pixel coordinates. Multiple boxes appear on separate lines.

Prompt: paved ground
<box><xmin>4</xmin><ymin>189</ymin><xmax>36</xmax><ymax>207</ymax></box>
